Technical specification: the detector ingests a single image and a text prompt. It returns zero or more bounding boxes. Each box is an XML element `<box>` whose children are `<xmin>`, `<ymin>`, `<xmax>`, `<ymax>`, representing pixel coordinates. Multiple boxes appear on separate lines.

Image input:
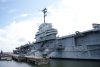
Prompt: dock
<box><xmin>12</xmin><ymin>54</ymin><xmax>49</xmax><ymax>65</ymax></box>
<box><xmin>0</xmin><ymin>53</ymin><xmax>12</xmax><ymax>61</ymax></box>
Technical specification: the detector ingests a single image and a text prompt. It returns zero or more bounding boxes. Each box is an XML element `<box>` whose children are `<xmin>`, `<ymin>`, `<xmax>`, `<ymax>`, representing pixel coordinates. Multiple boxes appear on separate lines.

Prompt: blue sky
<box><xmin>0</xmin><ymin>0</ymin><xmax>59</xmax><ymax>27</ymax></box>
<box><xmin>0</xmin><ymin>0</ymin><xmax>100</xmax><ymax>52</ymax></box>
<box><xmin>0</xmin><ymin>0</ymin><xmax>61</xmax><ymax>52</ymax></box>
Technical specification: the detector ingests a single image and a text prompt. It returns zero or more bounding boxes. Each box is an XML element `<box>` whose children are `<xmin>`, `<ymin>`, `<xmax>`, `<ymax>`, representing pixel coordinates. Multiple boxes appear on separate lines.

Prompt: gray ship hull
<box><xmin>13</xmin><ymin>22</ymin><xmax>100</xmax><ymax>60</ymax></box>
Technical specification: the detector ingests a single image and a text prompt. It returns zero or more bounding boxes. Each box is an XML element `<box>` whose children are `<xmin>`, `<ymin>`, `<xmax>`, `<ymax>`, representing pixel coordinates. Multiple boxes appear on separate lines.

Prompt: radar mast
<box><xmin>42</xmin><ymin>8</ymin><xmax>47</xmax><ymax>23</ymax></box>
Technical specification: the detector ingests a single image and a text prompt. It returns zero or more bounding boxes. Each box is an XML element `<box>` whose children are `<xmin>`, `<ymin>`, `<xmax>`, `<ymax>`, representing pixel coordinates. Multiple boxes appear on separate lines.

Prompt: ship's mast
<box><xmin>42</xmin><ymin>8</ymin><xmax>47</xmax><ymax>23</ymax></box>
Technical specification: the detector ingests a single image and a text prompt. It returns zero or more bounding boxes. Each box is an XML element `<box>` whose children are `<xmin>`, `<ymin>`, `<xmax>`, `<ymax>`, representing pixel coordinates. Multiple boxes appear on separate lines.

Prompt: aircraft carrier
<box><xmin>13</xmin><ymin>8</ymin><xmax>100</xmax><ymax>60</ymax></box>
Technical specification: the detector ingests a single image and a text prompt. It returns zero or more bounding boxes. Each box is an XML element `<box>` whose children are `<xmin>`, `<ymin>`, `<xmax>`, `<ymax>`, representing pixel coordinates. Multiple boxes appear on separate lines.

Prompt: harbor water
<box><xmin>0</xmin><ymin>59</ymin><xmax>100</xmax><ymax>67</ymax></box>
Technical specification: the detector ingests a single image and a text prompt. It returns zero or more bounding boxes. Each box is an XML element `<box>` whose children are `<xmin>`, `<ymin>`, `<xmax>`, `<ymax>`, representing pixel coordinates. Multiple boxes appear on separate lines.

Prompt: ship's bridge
<box><xmin>35</xmin><ymin>23</ymin><xmax>58</xmax><ymax>42</ymax></box>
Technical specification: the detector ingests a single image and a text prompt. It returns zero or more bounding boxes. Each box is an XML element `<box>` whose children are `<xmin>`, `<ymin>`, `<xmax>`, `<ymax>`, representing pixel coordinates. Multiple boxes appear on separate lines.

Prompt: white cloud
<box><xmin>0</xmin><ymin>19</ymin><xmax>39</xmax><ymax>52</ymax></box>
<box><xmin>20</xmin><ymin>14</ymin><xmax>30</xmax><ymax>17</ymax></box>
<box><xmin>14</xmin><ymin>14</ymin><xmax>33</xmax><ymax>20</ymax></box>
<box><xmin>1</xmin><ymin>0</ymin><xmax>100</xmax><ymax>52</ymax></box>
<box><xmin>46</xmin><ymin>0</ymin><xmax>100</xmax><ymax>36</ymax></box>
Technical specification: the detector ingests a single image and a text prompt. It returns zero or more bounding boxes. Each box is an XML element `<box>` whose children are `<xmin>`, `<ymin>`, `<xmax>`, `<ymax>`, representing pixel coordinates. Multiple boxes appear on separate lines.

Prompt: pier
<box><xmin>12</xmin><ymin>54</ymin><xmax>49</xmax><ymax>65</ymax></box>
<box><xmin>0</xmin><ymin>51</ymin><xmax>49</xmax><ymax>65</ymax></box>
<box><xmin>0</xmin><ymin>52</ymin><xmax>12</xmax><ymax>61</ymax></box>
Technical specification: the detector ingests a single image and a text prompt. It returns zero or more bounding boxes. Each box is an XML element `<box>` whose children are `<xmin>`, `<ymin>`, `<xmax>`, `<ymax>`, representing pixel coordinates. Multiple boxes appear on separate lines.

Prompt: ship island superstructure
<box><xmin>13</xmin><ymin>8</ymin><xmax>100</xmax><ymax>60</ymax></box>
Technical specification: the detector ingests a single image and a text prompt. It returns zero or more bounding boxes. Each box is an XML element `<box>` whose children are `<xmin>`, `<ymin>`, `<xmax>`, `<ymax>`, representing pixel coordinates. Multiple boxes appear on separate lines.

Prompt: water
<box><xmin>0</xmin><ymin>60</ymin><xmax>100</xmax><ymax>67</ymax></box>
<box><xmin>0</xmin><ymin>60</ymin><xmax>32</xmax><ymax>67</ymax></box>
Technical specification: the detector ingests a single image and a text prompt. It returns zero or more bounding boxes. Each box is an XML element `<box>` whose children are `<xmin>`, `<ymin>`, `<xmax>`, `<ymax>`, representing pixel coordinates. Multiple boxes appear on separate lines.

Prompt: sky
<box><xmin>0</xmin><ymin>0</ymin><xmax>100</xmax><ymax>52</ymax></box>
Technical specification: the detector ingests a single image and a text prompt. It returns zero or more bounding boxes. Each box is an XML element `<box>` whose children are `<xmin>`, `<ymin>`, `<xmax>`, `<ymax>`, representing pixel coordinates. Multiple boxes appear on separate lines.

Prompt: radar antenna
<box><xmin>42</xmin><ymin>8</ymin><xmax>47</xmax><ymax>23</ymax></box>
